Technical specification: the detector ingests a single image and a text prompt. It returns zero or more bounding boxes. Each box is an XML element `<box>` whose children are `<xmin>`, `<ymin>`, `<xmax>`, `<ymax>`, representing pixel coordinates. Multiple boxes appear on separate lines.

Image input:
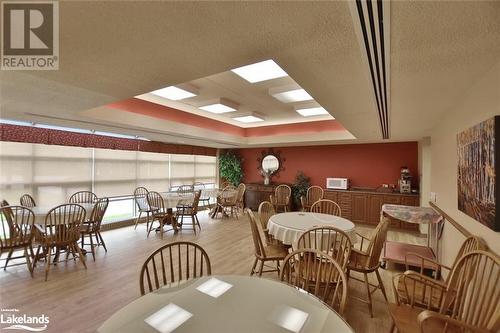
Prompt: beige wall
<box><xmin>430</xmin><ymin>61</ymin><xmax>500</xmax><ymax>267</ymax></box>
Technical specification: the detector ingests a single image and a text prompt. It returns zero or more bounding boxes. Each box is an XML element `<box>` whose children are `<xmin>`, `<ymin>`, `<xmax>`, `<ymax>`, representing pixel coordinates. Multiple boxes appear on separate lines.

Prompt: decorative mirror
<box><xmin>257</xmin><ymin>149</ymin><xmax>285</xmax><ymax>185</ymax></box>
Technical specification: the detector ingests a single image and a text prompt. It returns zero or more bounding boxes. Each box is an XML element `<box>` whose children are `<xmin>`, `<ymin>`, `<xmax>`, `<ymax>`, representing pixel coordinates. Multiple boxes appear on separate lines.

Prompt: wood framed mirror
<box><xmin>257</xmin><ymin>148</ymin><xmax>285</xmax><ymax>184</ymax></box>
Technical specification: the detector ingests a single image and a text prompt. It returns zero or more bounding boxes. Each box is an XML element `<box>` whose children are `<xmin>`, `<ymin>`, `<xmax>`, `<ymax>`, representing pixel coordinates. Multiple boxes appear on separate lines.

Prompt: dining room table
<box><xmin>267</xmin><ymin>212</ymin><xmax>357</xmax><ymax>246</ymax></box>
<box><xmin>31</xmin><ymin>202</ymin><xmax>95</xmax><ymax>225</ymax></box>
<box><xmin>97</xmin><ymin>275</ymin><xmax>354</xmax><ymax>333</ymax></box>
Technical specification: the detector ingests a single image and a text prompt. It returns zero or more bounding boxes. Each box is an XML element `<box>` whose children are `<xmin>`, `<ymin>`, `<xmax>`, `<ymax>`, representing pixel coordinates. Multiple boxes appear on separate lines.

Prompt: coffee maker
<box><xmin>399</xmin><ymin>166</ymin><xmax>412</xmax><ymax>194</ymax></box>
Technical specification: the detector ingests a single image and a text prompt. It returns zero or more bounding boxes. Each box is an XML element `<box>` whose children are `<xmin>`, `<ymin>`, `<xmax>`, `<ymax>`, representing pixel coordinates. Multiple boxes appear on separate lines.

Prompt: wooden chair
<box><xmin>146</xmin><ymin>191</ymin><xmax>176</xmax><ymax>239</ymax></box>
<box><xmin>300</xmin><ymin>186</ymin><xmax>324</xmax><ymax>211</ymax></box>
<box><xmin>176</xmin><ymin>190</ymin><xmax>202</xmax><ymax>234</ymax></box>
<box><xmin>139</xmin><ymin>241</ymin><xmax>211</xmax><ymax>295</ymax></box>
<box><xmin>193</xmin><ymin>182</ymin><xmax>211</xmax><ymax>208</ymax></box>
<box><xmin>246</xmin><ymin>209</ymin><xmax>288</xmax><ymax>277</ymax></box>
<box><xmin>270</xmin><ymin>184</ymin><xmax>291</xmax><ymax>212</ymax></box>
<box><xmin>389</xmin><ymin>250</ymin><xmax>500</xmax><ymax>333</ymax></box>
<box><xmin>0</xmin><ymin>205</ymin><xmax>35</xmax><ymax>276</ymax></box>
<box><xmin>235</xmin><ymin>183</ymin><xmax>246</xmax><ymax>214</ymax></box>
<box><xmin>219</xmin><ymin>185</ymin><xmax>241</xmax><ymax>218</ymax></box>
<box><xmin>133</xmin><ymin>187</ymin><xmax>153</xmax><ymax>231</ymax></box>
<box><xmin>258</xmin><ymin>201</ymin><xmax>276</xmax><ymax>244</ymax></box>
<box><xmin>311</xmin><ymin>199</ymin><xmax>342</xmax><ymax>216</ymax></box>
<box><xmin>393</xmin><ymin>235</ymin><xmax>486</xmax><ymax>311</ymax></box>
<box><xmin>80</xmin><ymin>198</ymin><xmax>109</xmax><ymax>261</ymax></box>
<box><xmin>69</xmin><ymin>191</ymin><xmax>97</xmax><ymax>204</ymax></box>
<box><xmin>20</xmin><ymin>194</ymin><xmax>36</xmax><ymax>208</ymax></box>
<box><xmin>346</xmin><ymin>216</ymin><xmax>390</xmax><ymax>317</ymax></box>
<box><xmin>34</xmin><ymin>204</ymin><xmax>87</xmax><ymax>281</ymax></box>
<box><xmin>280</xmin><ymin>249</ymin><xmax>348</xmax><ymax>317</ymax></box>
<box><xmin>296</xmin><ymin>226</ymin><xmax>352</xmax><ymax>269</ymax></box>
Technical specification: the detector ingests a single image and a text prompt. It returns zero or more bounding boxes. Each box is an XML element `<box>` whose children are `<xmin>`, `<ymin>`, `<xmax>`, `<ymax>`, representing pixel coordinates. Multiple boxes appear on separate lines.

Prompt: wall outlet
<box><xmin>430</xmin><ymin>192</ymin><xmax>437</xmax><ymax>202</ymax></box>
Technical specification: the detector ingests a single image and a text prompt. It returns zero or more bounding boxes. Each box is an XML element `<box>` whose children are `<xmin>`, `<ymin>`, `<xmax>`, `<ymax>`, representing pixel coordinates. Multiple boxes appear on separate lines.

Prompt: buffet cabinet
<box><xmin>244</xmin><ymin>183</ymin><xmax>420</xmax><ymax>231</ymax></box>
<box><xmin>324</xmin><ymin>189</ymin><xmax>420</xmax><ymax>230</ymax></box>
<box><xmin>244</xmin><ymin>183</ymin><xmax>292</xmax><ymax>211</ymax></box>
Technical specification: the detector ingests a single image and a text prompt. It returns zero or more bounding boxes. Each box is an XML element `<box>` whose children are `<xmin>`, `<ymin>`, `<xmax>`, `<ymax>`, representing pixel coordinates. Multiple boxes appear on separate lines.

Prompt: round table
<box><xmin>268</xmin><ymin>212</ymin><xmax>356</xmax><ymax>246</ymax></box>
<box><xmin>98</xmin><ymin>275</ymin><xmax>354</xmax><ymax>333</ymax></box>
<box><xmin>31</xmin><ymin>203</ymin><xmax>95</xmax><ymax>224</ymax></box>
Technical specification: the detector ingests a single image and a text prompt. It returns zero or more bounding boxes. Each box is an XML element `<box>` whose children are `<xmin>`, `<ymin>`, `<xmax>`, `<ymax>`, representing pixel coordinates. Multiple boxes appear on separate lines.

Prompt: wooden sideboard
<box><xmin>324</xmin><ymin>189</ymin><xmax>420</xmax><ymax>230</ymax></box>
<box><xmin>244</xmin><ymin>183</ymin><xmax>420</xmax><ymax>231</ymax></box>
<box><xmin>245</xmin><ymin>183</ymin><xmax>292</xmax><ymax>211</ymax></box>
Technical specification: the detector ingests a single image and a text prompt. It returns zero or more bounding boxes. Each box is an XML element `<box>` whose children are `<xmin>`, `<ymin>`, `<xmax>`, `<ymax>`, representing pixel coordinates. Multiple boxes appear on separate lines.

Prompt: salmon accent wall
<box><xmin>237</xmin><ymin>142</ymin><xmax>419</xmax><ymax>188</ymax></box>
<box><xmin>109</xmin><ymin>98</ymin><xmax>346</xmax><ymax>137</ymax></box>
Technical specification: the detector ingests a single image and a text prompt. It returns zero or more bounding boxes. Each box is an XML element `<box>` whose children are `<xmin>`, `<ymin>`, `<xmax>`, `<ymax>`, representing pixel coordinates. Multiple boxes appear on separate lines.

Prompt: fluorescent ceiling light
<box><xmin>94</xmin><ymin>131</ymin><xmax>138</xmax><ymax>140</ymax></box>
<box><xmin>144</xmin><ymin>303</ymin><xmax>193</xmax><ymax>333</ymax></box>
<box><xmin>151</xmin><ymin>86</ymin><xmax>197</xmax><ymax>100</ymax></box>
<box><xmin>231</xmin><ymin>59</ymin><xmax>288</xmax><ymax>83</ymax></box>
<box><xmin>199</xmin><ymin>98</ymin><xmax>238</xmax><ymax>114</ymax></box>
<box><xmin>232</xmin><ymin>115</ymin><xmax>264</xmax><ymax>123</ymax></box>
<box><xmin>196</xmin><ymin>278</ymin><xmax>233</xmax><ymax>298</ymax></box>
<box><xmin>295</xmin><ymin>107</ymin><xmax>330</xmax><ymax>117</ymax></box>
<box><xmin>272</xmin><ymin>89</ymin><xmax>313</xmax><ymax>103</ymax></box>
<box><xmin>199</xmin><ymin>104</ymin><xmax>236</xmax><ymax>114</ymax></box>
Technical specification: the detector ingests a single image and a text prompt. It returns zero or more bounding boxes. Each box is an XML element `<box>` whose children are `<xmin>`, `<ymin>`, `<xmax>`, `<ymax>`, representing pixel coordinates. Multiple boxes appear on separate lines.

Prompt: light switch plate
<box><xmin>430</xmin><ymin>192</ymin><xmax>437</xmax><ymax>202</ymax></box>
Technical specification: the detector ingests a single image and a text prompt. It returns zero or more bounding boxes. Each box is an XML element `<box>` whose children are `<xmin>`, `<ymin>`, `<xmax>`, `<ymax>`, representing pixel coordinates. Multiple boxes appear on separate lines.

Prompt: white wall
<box><xmin>430</xmin><ymin>61</ymin><xmax>500</xmax><ymax>267</ymax></box>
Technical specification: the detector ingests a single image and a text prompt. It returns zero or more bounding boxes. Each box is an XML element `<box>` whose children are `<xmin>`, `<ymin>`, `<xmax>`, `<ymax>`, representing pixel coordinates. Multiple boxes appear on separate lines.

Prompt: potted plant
<box><xmin>291</xmin><ymin>171</ymin><xmax>311</xmax><ymax>210</ymax></box>
<box><xmin>219</xmin><ymin>151</ymin><xmax>244</xmax><ymax>186</ymax></box>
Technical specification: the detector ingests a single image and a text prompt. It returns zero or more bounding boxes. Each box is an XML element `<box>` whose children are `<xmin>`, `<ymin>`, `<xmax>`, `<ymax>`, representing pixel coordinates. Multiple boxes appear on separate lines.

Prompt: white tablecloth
<box><xmin>268</xmin><ymin>212</ymin><xmax>356</xmax><ymax>246</ymax></box>
<box><xmin>98</xmin><ymin>275</ymin><xmax>354</xmax><ymax>333</ymax></box>
<box><xmin>160</xmin><ymin>192</ymin><xmax>194</xmax><ymax>209</ymax></box>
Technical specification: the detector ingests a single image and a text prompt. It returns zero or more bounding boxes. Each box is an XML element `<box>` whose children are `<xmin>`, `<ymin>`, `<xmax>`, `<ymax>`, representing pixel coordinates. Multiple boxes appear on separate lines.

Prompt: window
<box><xmin>0</xmin><ymin>141</ymin><xmax>217</xmax><ymax>223</ymax></box>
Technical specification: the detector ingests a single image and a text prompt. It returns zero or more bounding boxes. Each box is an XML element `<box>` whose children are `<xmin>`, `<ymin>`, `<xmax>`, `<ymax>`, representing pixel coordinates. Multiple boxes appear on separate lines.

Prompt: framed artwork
<box><xmin>457</xmin><ymin>116</ymin><xmax>499</xmax><ymax>231</ymax></box>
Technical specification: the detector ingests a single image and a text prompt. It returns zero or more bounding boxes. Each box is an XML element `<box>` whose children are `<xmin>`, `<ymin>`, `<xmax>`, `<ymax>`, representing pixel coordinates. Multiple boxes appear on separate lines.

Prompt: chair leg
<box><xmin>390</xmin><ymin>321</ymin><xmax>396</xmax><ymax>333</ymax></box>
<box><xmin>4</xmin><ymin>249</ymin><xmax>13</xmax><ymax>270</ymax></box>
<box><xmin>98</xmin><ymin>232</ymin><xmax>107</xmax><ymax>252</ymax></box>
<box><xmin>375</xmin><ymin>269</ymin><xmax>388</xmax><ymax>302</ymax></box>
<box><xmin>134</xmin><ymin>211</ymin><xmax>143</xmax><ymax>230</ymax></box>
<box><xmin>147</xmin><ymin>218</ymin><xmax>154</xmax><ymax>237</ymax></box>
<box><xmin>75</xmin><ymin>243</ymin><xmax>87</xmax><ymax>269</ymax></box>
<box><xmin>250</xmin><ymin>257</ymin><xmax>258</xmax><ymax>276</ymax></box>
<box><xmin>364</xmin><ymin>272</ymin><xmax>374</xmax><ymax>318</ymax></box>
<box><xmin>44</xmin><ymin>246</ymin><xmax>52</xmax><ymax>282</ymax></box>
<box><xmin>89</xmin><ymin>232</ymin><xmax>95</xmax><ymax>261</ymax></box>
<box><xmin>258</xmin><ymin>260</ymin><xmax>265</xmax><ymax>277</ymax></box>
<box><xmin>33</xmin><ymin>245</ymin><xmax>42</xmax><ymax>268</ymax></box>
<box><xmin>24</xmin><ymin>247</ymin><xmax>33</xmax><ymax>278</ymax></box>
<box><xmin>192</xmin><ymin>215</ymin><xmax>196</xmax><ymax>235</ymax></box>
<box><xmin>195</xmin><ymin>214</ymin><xmax>201</xmax><ymax>229</ymax></box>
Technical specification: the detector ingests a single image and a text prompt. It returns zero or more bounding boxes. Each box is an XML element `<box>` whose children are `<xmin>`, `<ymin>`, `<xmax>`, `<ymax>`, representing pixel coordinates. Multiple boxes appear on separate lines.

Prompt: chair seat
<box><xmin>388</xmin><ymin>304</ymin><xmax>425</xmax><ymax>333</ymax></box>
<box><xmin>263</xmin><ymin>244</ymin><xmax>288</xmax><ymax>260</ymax></box>
<box><xmin>388</xmin><ymin>304</ymin><xmax>460</xmax><ymax>333</ymax></box>
<box><xmin>396</xmin><ymin>276</ymin><xmax>444</xmax><ymax>311</ymax></box>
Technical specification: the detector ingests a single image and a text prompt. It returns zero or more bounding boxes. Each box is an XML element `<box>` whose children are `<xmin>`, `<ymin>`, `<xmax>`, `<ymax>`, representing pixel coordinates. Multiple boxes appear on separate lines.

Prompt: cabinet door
<box><xmin>244</xmin><ymin>190</ymin><xmax>257</xmax><ymax>211</ymax></box>
<box><xmin>324</xmin><ymin>191</ymin><xmax>338</xmax><ymax>202</ymax></box>
<box><xmin>401</xmin><ymin>196</ymin><xmax>419</xmax><ymax>206</ymax></box>
<box><xmin>368</xmin><ymin>194</ymin><xmax>384</xmax><ymax>225</ymax></box>
<box><xmin>338</xmin><ymin>192</ymin><xmax>352</xmax><ymax>219</ymax></box>
<box><xmin>351</xmin><ymin>193</ymin><xmax>368</xmax><ymax>224</ymax></box>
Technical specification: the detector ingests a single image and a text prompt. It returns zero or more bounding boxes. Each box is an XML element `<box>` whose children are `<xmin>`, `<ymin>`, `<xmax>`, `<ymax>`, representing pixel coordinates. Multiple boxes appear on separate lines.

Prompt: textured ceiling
<box><xmin>1</xmin><ymin>1</ymin><xmax>499</xmax><ymax>148</ymax></box>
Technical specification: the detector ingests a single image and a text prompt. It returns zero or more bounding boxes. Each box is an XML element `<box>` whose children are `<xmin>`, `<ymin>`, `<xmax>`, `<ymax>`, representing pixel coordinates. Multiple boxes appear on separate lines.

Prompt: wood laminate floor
<box><xmin>0</xmin><ymin>211</ymin><xmax>425</xmax><ymax>333</ymax></box>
